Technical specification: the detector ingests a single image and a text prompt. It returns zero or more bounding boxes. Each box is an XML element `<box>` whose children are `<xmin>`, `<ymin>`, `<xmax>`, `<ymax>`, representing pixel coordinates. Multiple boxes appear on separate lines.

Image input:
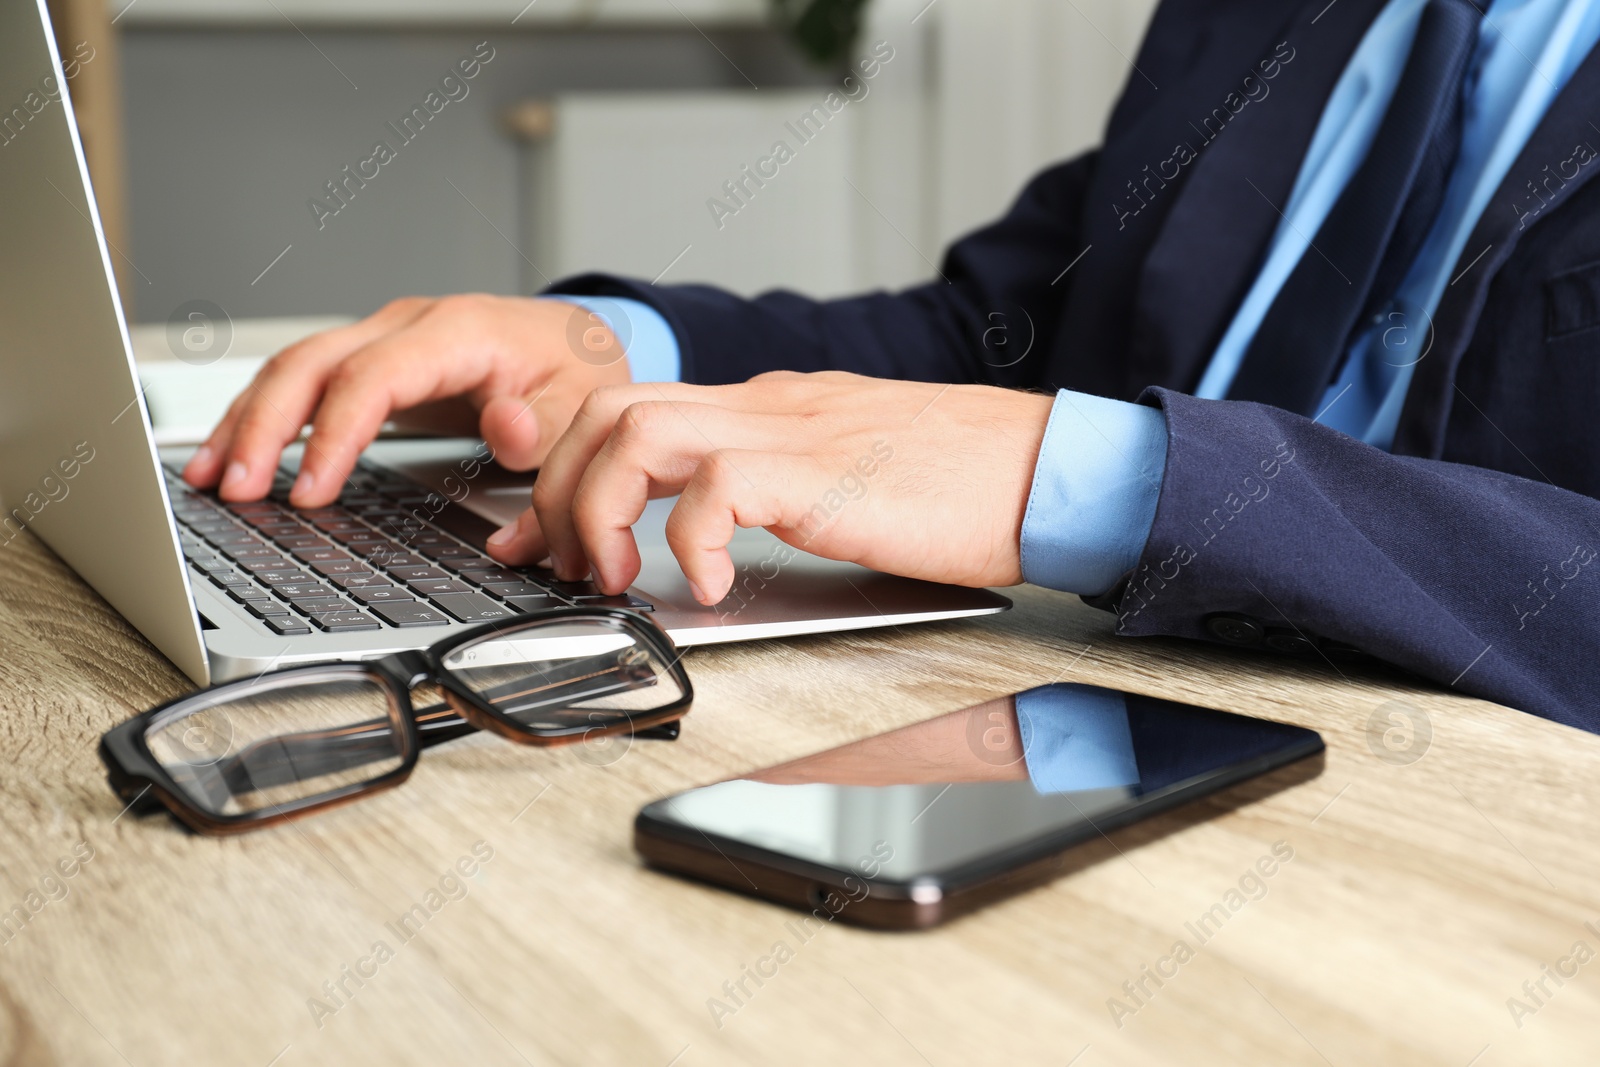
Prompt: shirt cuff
<box><xmin>1020</xmin><ymin>389</ymin><xmax>1169</xmax><ymax>596</ymax></box>
<box><xmin>540</xmin><ymin>295</ymin><xmax>682</xmax><ymax>384</ymax></box>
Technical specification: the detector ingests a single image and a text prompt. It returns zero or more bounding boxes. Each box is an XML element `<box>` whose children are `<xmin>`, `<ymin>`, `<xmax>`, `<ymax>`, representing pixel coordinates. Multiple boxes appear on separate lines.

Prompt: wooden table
<box><xmin>0</xmin><ymin>527</ymin><xmax>1595</xmax><ymax>1067</ymax></box>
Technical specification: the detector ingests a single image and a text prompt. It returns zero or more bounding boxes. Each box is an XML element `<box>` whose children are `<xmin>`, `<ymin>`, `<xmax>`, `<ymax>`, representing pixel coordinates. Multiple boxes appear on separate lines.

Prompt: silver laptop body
<box><xmin>0</xmin><ymin>0</ymin><xmax>1008</xmax><ymax>686</ymax></box>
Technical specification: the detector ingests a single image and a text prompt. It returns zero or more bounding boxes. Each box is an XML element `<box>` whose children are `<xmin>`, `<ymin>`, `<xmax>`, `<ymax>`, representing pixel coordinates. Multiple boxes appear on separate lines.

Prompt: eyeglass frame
<box><xmin>100</xmin><ymin>606</ymin><xmax>693</xmax><ymax>835</ymax></box>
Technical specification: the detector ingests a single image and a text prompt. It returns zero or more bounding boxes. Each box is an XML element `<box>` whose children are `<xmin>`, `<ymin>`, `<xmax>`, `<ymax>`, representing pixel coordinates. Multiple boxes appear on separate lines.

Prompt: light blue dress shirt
<box><xmin>1023</xmin><ymin>0</ymin><xmax>1600</xmax><ymax>594</ymax></box>
<box><xmin>549</xmin><ymin>0</ymin><xmax>1600</xmax><ymax>595</ymax></box>
<box><xmin>550</xmin><ymin>294</ymin><xmax>683</xmax><ymax>384</ymax></box>
<box><xmin>1014</xmin><ymin>685</ymin><xmax>1140</xmax><ymax>795</ymax></box>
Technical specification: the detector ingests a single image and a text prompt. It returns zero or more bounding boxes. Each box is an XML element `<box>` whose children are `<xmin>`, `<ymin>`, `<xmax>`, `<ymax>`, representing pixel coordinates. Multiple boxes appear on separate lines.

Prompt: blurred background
<box><xmin>52</xmin><ymin>0</ymin><xmax>1158</xmax><ymax>333</ymax></box>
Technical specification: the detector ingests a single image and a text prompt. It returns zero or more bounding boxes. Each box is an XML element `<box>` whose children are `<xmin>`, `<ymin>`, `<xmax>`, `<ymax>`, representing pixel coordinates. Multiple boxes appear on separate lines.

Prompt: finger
<box><xmin>188</xmin><ymin>300</ymin><xmax>431</xmax><ymax>498</ymax></box>
<box><xmin>290</xmin><ymin>308</ymin><xmax>514</xmax><ymax>506</ymax></box>
<box><xmin>478</xmin><ymin>389</ymin><xmax>566</xmax><ymax>472</ymax></box>
<box><xmin>485</xmin><ymin>504</ymin><xmax>548</xmax><ymax>567</ymax></box>
<box><xmin>529</xmin><ymin>382</ymin><xmax>732</xmax><ymax>579</ymax></box>
<box><xmin>566</xmin><ymin>404</ymin><xmax>793</xmax><ymax>593</ymax></box>
<box><xmin>665</xmin><ymin>449</ymin><xmax>825</xmax><ymax>604</ymax></box>
<box><xmin>186</xmin><ymin>300</ymin><xmax>429</xmax><ymax>493</ymax></box>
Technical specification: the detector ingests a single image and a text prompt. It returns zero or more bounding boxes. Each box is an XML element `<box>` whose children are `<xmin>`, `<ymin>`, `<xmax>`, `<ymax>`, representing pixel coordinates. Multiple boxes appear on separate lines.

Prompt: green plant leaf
<box><xmin>771</xmin><ymin>0</ymin><xmax>872</xmax><ymax>66</ymax></box>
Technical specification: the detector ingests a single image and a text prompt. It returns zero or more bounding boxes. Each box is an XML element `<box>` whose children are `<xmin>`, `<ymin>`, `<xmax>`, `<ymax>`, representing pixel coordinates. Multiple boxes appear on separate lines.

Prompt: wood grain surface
<box><xmin>0</xmin><ymin>527</ymin><xmax>1595</xmax><ymax>1067</ymax></box>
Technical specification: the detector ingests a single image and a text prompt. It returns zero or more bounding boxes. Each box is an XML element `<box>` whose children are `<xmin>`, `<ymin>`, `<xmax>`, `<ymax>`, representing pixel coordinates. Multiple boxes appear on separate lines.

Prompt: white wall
<box><xmin>116</xmin><ymin>1</ymin><xmax>1162</xmax><ymax>317</ymax></box>
<box><xmin>927</xmin><ymin>0</ymin><xmax>1160</xmax><ymax>245</ymax></box>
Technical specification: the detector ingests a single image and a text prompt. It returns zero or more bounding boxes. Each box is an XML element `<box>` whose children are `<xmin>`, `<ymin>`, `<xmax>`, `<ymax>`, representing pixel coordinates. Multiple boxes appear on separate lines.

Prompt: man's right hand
<box><xmin>181</xmin><ymin>294</ymin><xmax>633</xmax><ymax>508</ymax></box>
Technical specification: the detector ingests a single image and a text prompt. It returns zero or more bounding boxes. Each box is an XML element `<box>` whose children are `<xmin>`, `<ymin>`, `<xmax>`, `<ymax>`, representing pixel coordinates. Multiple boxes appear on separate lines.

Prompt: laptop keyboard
<box><xmin>163</xmin><ymin>460</ymin><xmax>651</xmax><ymax>636</ymax></box>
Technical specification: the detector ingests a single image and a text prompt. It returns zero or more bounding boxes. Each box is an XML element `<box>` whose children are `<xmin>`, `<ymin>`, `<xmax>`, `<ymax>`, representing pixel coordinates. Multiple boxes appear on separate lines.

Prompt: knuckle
<box><xmin>614</xmin><ymin>401</ymin><xmax>667</xmax><ymax>443</ymax></box>
<box><xmin>231</xmin><ymin>406</ymin><xmax>286</xmax><ymax>446</ymax></box>
<box><xmin>697</xmin><ymin>449</ymin><xmax>739</xmax><ymax>486</ymax></box>
<box><xmin>569</xmin><ymin>481</ymin><xmax>606</xmax><ymax>535</ymax></box>
<box><xmin>324</xmin><ymin>354</ymin><xmax>382</xmax><ymax>395</ymax></box>
<box><xmin>429</xmin><ymin>293</ymin><xmax>486</xmax><ymax>320</ymax></box>
<box><xmin>258</xmin><ymin>339</ymin><xmax>330</xmax><ymax>386</ymax></box>
<box><xmin>587</xmin><ymin>383</ymin><xmax>630</xmax><ymax>412</ymax></box>
<box><xmin>530</xmin><ymin>478</ymin><xmax>558</xmax><ymax>515</ymax></box>
<box><xmin>381</xmin><ymin>295</ymin><xmax>431</xmax><ymax>317</ymax></box>
<box><xmin>662</xmin><ymin>512</ymin><xmax>692</xmax><ymax>551</ymax></box>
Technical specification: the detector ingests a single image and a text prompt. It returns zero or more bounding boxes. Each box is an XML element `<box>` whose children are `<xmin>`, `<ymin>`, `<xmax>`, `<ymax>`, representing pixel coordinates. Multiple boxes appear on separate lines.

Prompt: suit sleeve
<box><xmin>543</xmin><ymin>152</ymin><xmax>1097</xmax><ymax>388</ymax></box>
<box><xmin>1095</xmin><ymin>387</ymin><xmax>1600</xmax><ymax>732</ymax></box>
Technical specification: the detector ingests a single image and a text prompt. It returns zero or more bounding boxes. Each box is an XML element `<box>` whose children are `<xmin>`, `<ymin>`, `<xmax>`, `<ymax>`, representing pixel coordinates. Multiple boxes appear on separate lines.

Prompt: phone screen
<box><xmin>639</xmin><ymin>683</ymin><xmax>1322</xmax><ymax>891</ymax></box>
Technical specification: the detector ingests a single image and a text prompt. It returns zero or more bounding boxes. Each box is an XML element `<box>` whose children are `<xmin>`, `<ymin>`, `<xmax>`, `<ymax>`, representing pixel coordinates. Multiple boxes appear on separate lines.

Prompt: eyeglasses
<box><xmin>99</xmin><ymin>607</ymin><xmax>691</xmax><ymax>834</ymax></box>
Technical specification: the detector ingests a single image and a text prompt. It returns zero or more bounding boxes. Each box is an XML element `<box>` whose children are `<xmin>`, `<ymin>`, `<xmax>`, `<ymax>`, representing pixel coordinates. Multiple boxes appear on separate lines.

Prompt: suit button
<box><xmin>1206</xmin><ymin>613</ymin><xmax>1264</xmax><ymax>646</ymax></box>
<box><xmin>1263</xmin><ymin>631</ymin><xmax>1316</xmax><ymax>656</ymax></box>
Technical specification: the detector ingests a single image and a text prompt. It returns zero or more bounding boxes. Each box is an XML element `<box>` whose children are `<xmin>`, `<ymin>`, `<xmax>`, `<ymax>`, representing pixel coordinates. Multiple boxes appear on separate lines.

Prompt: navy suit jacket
<box><xmin>552</xmin><ymin>0</ymin><xmax>1600</xmax><ymax>732</ymax></box>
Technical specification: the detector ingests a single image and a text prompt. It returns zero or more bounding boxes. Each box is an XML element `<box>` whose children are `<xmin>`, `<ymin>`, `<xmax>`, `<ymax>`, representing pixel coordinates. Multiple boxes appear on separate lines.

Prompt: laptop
<box><xmin>0</xmin><ymin>0</ymin><xmax>1009</xmax><ymax>686</ymax></box>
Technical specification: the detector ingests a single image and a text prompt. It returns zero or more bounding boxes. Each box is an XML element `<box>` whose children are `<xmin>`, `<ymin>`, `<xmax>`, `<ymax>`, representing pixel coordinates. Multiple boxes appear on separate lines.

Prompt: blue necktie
<box><xmin>1228</xmin><ymin>0</ymin><xmax>1483</xmax><ymax>414</ymax></box>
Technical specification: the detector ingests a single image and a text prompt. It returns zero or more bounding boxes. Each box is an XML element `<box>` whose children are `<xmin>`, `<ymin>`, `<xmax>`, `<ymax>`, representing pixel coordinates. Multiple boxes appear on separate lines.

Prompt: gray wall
<box><xmin>121</xmin><ymin>27</ymin><xmax>832</xmax><ymax>325</ymax></box>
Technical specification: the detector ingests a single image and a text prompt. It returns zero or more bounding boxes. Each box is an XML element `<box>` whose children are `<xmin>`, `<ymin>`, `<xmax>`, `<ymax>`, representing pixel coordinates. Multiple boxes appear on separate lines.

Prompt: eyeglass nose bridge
<box><xmin>387</xmin><ymin>649</ymin><xmax>435</xmax><ymax>690</ymax></box>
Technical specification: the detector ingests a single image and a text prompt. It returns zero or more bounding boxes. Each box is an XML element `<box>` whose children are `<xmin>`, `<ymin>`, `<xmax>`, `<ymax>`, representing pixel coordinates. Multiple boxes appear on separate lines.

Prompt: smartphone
<box><xmin>634</xmin><ymin>682</ymin><xmax>1323</xmax><ymax>929</ymax></box>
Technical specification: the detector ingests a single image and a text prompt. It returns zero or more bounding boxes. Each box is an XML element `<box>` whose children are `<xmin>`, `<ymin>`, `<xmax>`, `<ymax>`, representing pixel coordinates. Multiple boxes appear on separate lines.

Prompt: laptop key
<box><xmin>264</xmin><ymin>616</ymin><xmax>313</xmax><ymax>636</ymax></box>
<box><xmin>239</xmin><ymin>556</ymin><xmax>296</xmax><ymax>573</ymax></box>
<box><xmin>327</xmin><ymin>572</ymin><xmax>394</xmax><ymax>590</ymax></box>
<box><xmin>310</xmin><ymin>611</ymin><xmax>382</xmax><ymax>633</ymax></box>
<box><xmin>360</xmin><ymin>545</ymin><xmax>417</xmax><ymax>567</ymax></box>
<box><xmin>544</xmin><ymin>579</ymin><xmax>608</xmax><ymax>598</ymax></box>
<box><xmin>387</xmin><ymin>565</ymin><xmax>449</xmax><ymax>583</ymax></box>
<box><xmin>570</xmin><ymin>594</ymin><xmax>655</xmax><ymax>612</ymax></box>
<box><xmin>483</xmin><ymin>582</ymin><xmax>549</xmax><ymax>599</ymax></box>
<box><xmin>328</xmin><ymin>530</ymin><xmax>385</xmax><ymax>546</ymax></box>
<box><xmin>274</xmin><ymin>535</ymin><xmax>329</xmax><ymax>551</ymax></box>
<box><xmin>374</xmin><ymin>552</ymin><xmax>431</xmax><ymax>570</ymax></box>
<box><xmin>291</xmin><ymin>547</ymin><xmax>352</xmax><ymax>564</ymax></box>
<box><xmin>369</xmin><ymin>602</ymin><xmax>452</xmax><ymax>628</ymax></box>
<box><xmin>255</xmin><ymin>568</ymin><xmax>316</xmax><ymax>587</ymax></box>
<box><xmin>235</xmin><ymin>511</ymin><xmax>290</xmax><ymax>529</ymax></box>
<box><xmin>429</xmin><ymin>592</ymin><xmax>516</xmax><ymax>623</ymax></box>
<box><xmin>419</xmin><ymin>543</ymin><xmax>482</xmax><ymax>561</ymax></box>
<box><xmin>451</xmin><ymin>566</ymin><xmax>520</xmax><ymax>585</ymax></box>
<box><xmin>290</xmin><ymin>597</ymin><xmax>350</xmax><ymax>616</ymax></box>
<box><xmin>272</xmin><ymin>582</ymin><xmax>338</xmax><ymax>601</ymax></box>
<box><xmin>311</xmin><ymin>559</ymin><xmax>372</xmax><ymax>578</ymax></box>
<box><xmin>348</xmin><ymin>586</ymin><xmax>416</xmax><ymax>605</ymax></box>
<box><xmin>433</xmin><ymin>554</ymin><xmax>479</xmax><ymax>572</ymax></box>
<box><xmin>225</xmin><ymin>545</ymin><xmax>283</xmax><ymax>561</ymax></box>
<box><xmin>505</xmin><ymin>596</ymin><xmax>559</xmax><ymax>614</ymax></box>
<box><xmin>244</xmin><ymin>600</ymin><xmax>291</xmax><ymax>618</ymax></box>
<box><xmin>408</xmin><ymin>578</ymin><xmax>473</xmax><ymax>596</ymax></box>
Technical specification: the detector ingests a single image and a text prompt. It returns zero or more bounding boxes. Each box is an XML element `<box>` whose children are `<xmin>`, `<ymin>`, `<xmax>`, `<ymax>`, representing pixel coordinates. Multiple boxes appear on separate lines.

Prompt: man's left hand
<box><xmin>485</xmin><ymin>371</ymin><xmax>1055</xmax><ymax>604</ymax></box>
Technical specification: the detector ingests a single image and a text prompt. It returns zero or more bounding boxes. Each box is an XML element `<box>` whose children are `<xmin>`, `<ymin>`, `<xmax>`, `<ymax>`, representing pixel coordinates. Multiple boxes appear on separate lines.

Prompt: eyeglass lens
<box><xmin>143</xmin><ymin>675</ymin><xmax>403</xmax><ymax>817</ymax></box>
<box><xmin>440</xmin><ymin>618</ymin><xmax>686</xmax><ymax>733</ymax></box>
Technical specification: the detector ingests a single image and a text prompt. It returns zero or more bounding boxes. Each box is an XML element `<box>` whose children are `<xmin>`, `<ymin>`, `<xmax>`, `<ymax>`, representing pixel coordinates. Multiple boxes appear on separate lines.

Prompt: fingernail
<box><xmin>688</xmin><ymin>580</ymin><xmax>706</xmax><ymax>604</ymax></box>
<box><xmin>487</xmin><ymin>523</ymin><xmax>516</xmax><ymax>548</ymax></box>
<box><xmin>291</xmin><ymin>469</ymin><xmax>316</xmax><ymax>499</ymax></box>
<box><xmin>220</xmin><ymin>461</ymin><xmax>248</xmax><ymax>494</ymax></box>
<box><xmin>185</xmin><ymin>445</ymin><xmax>212</xmax><ymax>474</ymax></box>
